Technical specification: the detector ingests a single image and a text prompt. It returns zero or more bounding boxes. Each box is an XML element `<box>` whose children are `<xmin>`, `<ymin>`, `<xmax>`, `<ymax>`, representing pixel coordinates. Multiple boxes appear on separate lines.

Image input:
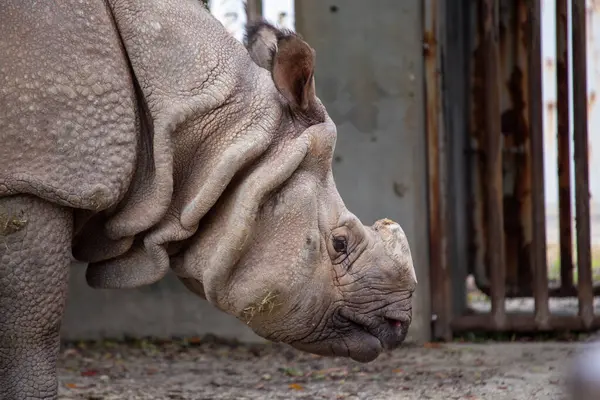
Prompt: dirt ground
<box><xmin>57</xmin><ymin>338</ymin><xmax>581</xmax><ymax>400</ymax></box>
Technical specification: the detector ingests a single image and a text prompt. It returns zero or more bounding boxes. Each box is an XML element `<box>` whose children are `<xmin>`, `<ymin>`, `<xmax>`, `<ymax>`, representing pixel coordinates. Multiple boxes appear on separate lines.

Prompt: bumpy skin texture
<box><xmin>0</xmin><ymin>196</ymin><xmax>72</xmax><ymax>399</ymax></box>
<box><xmin>0</xmin><ymin>0</ymin><xmax>417</xmax><ymax>398</ymax></box>
<box><xmin>0</xmin><ymin>0</ymin><xmax>137</xmax><ymax>211</ymax></box>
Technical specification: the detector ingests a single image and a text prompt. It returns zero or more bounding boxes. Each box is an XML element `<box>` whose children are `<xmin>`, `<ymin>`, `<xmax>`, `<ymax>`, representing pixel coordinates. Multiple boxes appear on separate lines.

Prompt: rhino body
<box><xmin>0</xmin><ymin>1</ymin><xmax>417</xmax><ymax>398</ymax></box>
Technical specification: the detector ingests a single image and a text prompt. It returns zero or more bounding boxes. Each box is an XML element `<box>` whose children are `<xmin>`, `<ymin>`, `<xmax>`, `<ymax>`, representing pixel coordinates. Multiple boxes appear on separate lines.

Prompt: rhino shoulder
<box><xmin>0</xmin><ymin>0</ymin><xmax>138</xmax><ymax>211</ymax></box>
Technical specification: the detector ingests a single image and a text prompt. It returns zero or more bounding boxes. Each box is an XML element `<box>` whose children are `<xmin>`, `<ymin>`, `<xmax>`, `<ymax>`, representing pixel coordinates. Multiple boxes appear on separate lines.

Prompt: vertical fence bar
<box><xmin>425</xmin><ymin>0</ymin><xmax>452</xmax><ymax>341</ymax></box>
<box><xmin>245</xmin><ymin>0</ymin><xmax>263</xmax><ymax>24</ymax></box>
<box><xmin>571</xmin><ymin>0</ymin><xmax>594</xmax><ymax>327</ymax></box>
<box><xmin>556</xmin><ymin>0</ymin><xmax>574</xmax><ymax>292</ymax></box>
<box><xmin>527</xmin><ymin>0</ymin><xmax>550</xmax><ymax>327</ymax></box>
<box><xmin>480</xmin><ymin>0</ymin><xmax>506</xmax><ymax>328</ymax></box>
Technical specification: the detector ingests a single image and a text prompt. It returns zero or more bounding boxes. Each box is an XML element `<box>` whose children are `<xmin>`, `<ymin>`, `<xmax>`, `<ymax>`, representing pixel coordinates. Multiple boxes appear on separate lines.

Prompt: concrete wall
<box><xmin>61</xmin><ymin>0</ymin><xmax>431</xmax><ymax>344</ymax></box>
<box><xmin>61</xmin><ymin>264</ymin><xmax>263</xmax><ymax>342</ymax></box>
<box><xmin>295</xmin><ymin>0</ymin><xmax>431</xmax><ymax>343</ymax></box>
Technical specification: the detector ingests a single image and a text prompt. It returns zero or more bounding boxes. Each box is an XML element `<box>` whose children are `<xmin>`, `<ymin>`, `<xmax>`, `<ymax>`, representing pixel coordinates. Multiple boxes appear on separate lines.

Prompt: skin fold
<box><xmin>0</xmin><ymin>0</ymin><xmax>417</xmax><ymax>398</ymax></box>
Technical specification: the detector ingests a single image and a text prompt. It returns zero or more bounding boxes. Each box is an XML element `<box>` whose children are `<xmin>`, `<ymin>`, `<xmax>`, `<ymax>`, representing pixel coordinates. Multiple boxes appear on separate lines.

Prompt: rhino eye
<box><xmin>332</xmin><ymin>236</ymin><xmax>347</xmax><ymax>253</ymax></box>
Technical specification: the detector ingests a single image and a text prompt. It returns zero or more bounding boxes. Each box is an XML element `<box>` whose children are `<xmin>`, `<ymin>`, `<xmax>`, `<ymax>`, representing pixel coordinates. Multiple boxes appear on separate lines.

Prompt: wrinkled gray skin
<box><xmin>0</xmin><ymin>0</ymin><xmax>417</xmax><ymax>398</ymax></box>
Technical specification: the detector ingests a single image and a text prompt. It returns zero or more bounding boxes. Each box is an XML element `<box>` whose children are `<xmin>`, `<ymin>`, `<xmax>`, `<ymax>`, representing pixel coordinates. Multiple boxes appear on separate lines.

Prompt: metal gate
<box><xmin>426</xmin><ymin>0</ymin><xmax>597</xmax><ymax>339</ymax></box>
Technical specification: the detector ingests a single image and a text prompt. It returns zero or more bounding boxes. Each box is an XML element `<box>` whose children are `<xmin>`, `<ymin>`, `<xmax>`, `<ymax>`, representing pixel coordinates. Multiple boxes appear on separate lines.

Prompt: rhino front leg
<box><xmin>0</xmin><ymin>195</ymin><xmax>72</xmax><ymax>400</ymax></box>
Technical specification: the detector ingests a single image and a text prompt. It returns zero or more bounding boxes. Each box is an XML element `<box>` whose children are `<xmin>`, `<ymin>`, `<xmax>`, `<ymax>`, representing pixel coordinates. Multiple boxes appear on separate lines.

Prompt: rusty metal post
<box><xmin>556</xmin><ymin>0</ymin><xmax>574</xmax><ymax>291</ymax></box>
<box><xmin>480</xmin><ymin>0</ymin><xmax>506</xmax><ymax>328</ymax></box>
<box><xmin>425</xmin><ymin>0</ymin><xmax>452</xmax><ymax>341</ymax></box>
<box><xmin>571</xmin><ymin>0</ymin><xmax>594</xmax><ymax>327</ymax></box>
<box><xmin>527</xmin><ymin>0</ymin><xmax>550</xmax><ymax>327</ymax></box>
<box><xmin>452</xmin><ymin>313</ymin><xmax>600</xmax><ymax>332</ymax></box>
<box><xmin>245</xmin><ymin>0</ymin><xmax>263</xmax><ymax>24</ymax></box>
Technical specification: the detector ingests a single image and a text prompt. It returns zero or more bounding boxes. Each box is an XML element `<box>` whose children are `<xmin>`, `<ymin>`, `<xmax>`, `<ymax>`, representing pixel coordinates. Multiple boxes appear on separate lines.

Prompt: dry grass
<box><xmin>242</xmin><ymin>290</ymin><xmax>280</xmax><ymax>324</ymax></box>
<box><xmin>0</xmin><ymin>209</ymin><xmax>28</xmax><ymax>236</ymax></box>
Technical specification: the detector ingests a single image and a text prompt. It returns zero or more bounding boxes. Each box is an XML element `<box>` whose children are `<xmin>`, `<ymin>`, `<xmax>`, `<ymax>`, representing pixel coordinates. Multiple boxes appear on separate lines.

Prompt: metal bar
<box><xmin>245</xmin><ymin>0</ymin><xmax>263</xmax><ymax>24</ymax></box>
<box><xmin>424</xmin><ymin>0</ymin><xmax>452</xmax><ymax>341</ymax></box>
<box><xmin>527</xmin><ymin>0</ymin><xmax>550</xmax><ymax>328</ymax></box>
<box><xmin>467</xmin><ymin>283</ymin><xmax>600</xmax><ymax>298</ymax></box>
<box><xmin>451</xmin><ymin>313</ymin><xmax>600</xmax><ymax>332</ymax></box>
<box><xmin>556</xmin><ymin>0</ymin><xmax>574</xmax><ymax>291</ymax></box>
<box><xmin>550</xmin><ymin>284</ymin><xmax>600</xmax><ymax>297</ymax></box>
<box><xmin>571</xmin><ymin>0</ymin><xmax>594</xmax><ymax>328</ymax></box>
<box><xmin>480</xmin><ymin>0</ymin><xmax>506</xmax><ymax>328</ymax></box>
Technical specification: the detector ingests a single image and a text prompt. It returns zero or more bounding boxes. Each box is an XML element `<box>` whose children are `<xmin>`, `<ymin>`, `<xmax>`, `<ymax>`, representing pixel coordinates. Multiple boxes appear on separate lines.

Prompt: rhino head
<box><xmin>79</xmin><ymin>15</ymin><xmax>416</xmax><ymax>363</ymax></box>
<box><xmin>173</xmin><ymin>22</ymin><xmax>417</xmax><ymax>362</ymax></box>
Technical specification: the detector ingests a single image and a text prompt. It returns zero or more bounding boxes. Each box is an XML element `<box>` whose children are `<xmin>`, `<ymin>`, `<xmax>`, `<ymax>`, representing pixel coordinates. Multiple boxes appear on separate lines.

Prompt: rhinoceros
<box><xmin>0</xmin><ymin>0</ymin><xmax>417</xmax><ymax>398</ymax></box>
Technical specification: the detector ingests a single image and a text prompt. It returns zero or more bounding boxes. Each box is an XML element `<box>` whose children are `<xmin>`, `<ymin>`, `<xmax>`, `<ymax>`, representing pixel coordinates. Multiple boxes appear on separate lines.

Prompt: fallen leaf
<box><xmin>393</xmin><ymin>368</ymin><xmax>404</xmax><ymax>374</ymax></box>
<box><xmin>323</xmin><ymin>367</ymin><xmax>346</xmax><ymax>373</ymax></box>
<box><xmin>65</xmin><ymin>383</ymin><xmax>78</xmax><ymax>389</ymax></box>
<box><xmin>282</xmin><ymin>367</ymin><xmax>303</xmax><ymax>377</ymax></box>
<box><xmin>289</xmin><ymin>383</ymin><xmax>304</xmax><ymax>390</ymax></box>
<box><xmin>80</xmin><ymin>369</ymin><xmax>98</xmax><ymax>377</ymax></box>
<box><xmin>330</xmin><ymin>370</ymin><xmax>348</xmax><ymax>379</ymax></box>
<box><xmin>103</xmin><ymin>340</ymin><xmax>118</xmax><ymax>348</ymax></box>
<box><xmin>63</xmin><ymin>349</ymin><xmax>79</xmax><ymax>357</ymax></box>
<box><xmin>424</xmin><ymin>342</ymin><xmax>442</xmax><ymax>349</ymax></box>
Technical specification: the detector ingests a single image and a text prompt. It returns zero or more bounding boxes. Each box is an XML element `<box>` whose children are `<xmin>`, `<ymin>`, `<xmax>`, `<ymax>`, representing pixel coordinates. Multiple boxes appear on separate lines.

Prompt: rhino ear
<box><xmin>245</xmin><ymin>21</ymin><xmax>316</xmax><ymax>111</ymax></box>
<box><xmin>245</xmin><ymin>21</ymin><xmax>280</xmax><ymax>70</ymax></box>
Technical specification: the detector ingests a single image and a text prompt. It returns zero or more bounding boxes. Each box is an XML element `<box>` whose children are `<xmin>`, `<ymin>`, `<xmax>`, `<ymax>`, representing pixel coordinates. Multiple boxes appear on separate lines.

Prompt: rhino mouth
<box><xmin>338</xmin><ymin>307</ymin><xmax>409</xmax><ymax>351</ymax></box>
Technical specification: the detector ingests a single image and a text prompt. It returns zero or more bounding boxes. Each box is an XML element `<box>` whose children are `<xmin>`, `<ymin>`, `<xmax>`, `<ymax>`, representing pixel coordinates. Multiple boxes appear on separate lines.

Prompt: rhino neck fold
<box><xmin>81</xmin><ymin>0</ymin><xmax>291</xmax><ymax>288</ymax></box>
<box><xmin>180</xmin><ymin>133</ymin><xmax>311</xmax><ymax>310</ymax></box>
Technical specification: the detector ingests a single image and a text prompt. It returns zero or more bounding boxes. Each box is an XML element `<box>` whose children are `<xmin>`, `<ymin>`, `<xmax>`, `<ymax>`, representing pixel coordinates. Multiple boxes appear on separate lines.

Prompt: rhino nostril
<box><xmin>384</xmin><ymin>317</ymin><xmax>403</xmax><ymax>328</ymax></box>
<box><xmin>383</xmin><ymin>313</ymin><xmax>411</xmax><ymax>328</ymax></box>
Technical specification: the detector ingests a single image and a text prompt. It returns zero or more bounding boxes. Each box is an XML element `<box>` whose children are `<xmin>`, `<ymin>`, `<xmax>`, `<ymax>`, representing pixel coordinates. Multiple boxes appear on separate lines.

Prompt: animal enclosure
<box><xmin>426</xmin><ymin>0</ymin><xmax>599</xmax><ymax>339</ymax></box>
